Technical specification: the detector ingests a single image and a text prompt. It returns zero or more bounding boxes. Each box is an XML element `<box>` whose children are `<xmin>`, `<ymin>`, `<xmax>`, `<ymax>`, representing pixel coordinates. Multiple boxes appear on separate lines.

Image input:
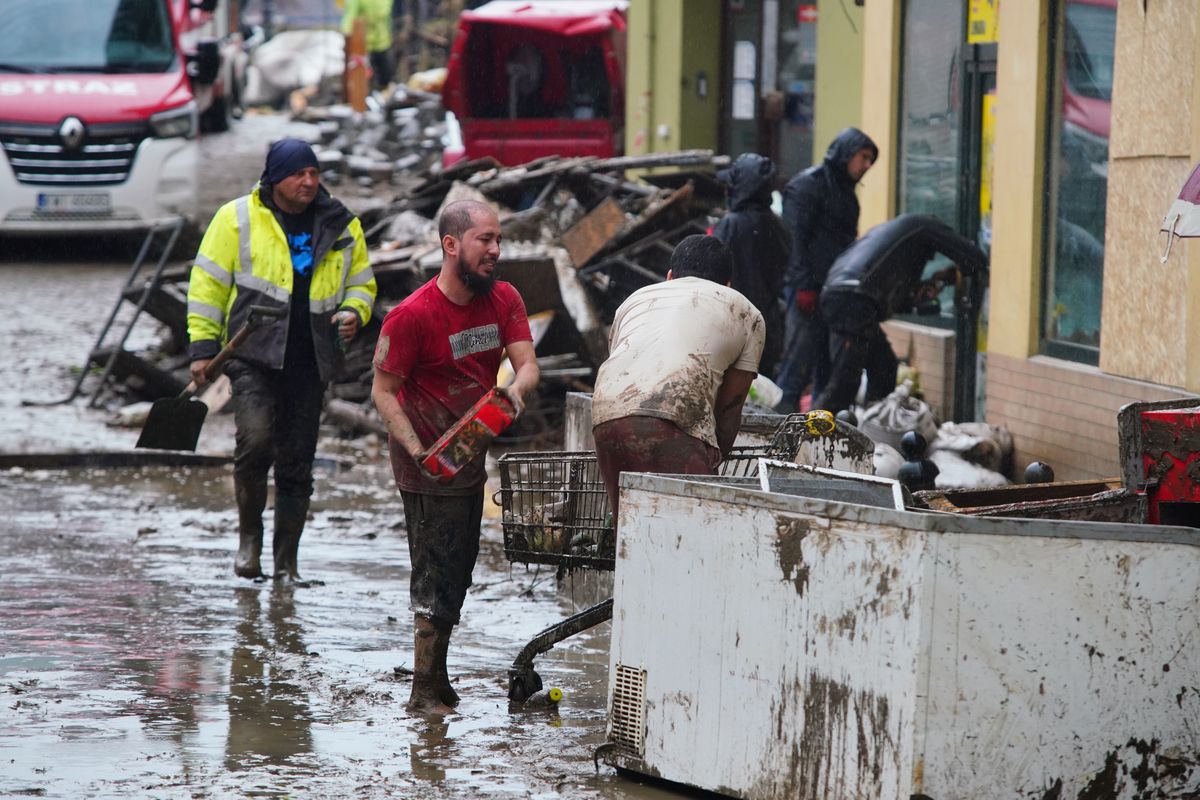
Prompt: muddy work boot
<box><xmin>234</xmin><ymin>480</ymin><xmax>267</xmax><ymax>579</ymax></box>
<box><xmin>407</xmin><ymin>614</ymin><xmax>455</xmax><ymax>715</ymax></box>
<box><xmin>431</xmin><ymin>616</ymin><xmax>459</xmax><ymax>708</ymax></box>
<box><xmin>272</xmin><ymin>494</ymin><xmax>309</xmax><ymax>583</ymax></box>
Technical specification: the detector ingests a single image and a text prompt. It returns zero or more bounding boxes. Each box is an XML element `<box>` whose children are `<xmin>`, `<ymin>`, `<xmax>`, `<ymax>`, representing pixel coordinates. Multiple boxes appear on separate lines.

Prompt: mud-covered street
<box><xmin>0</xmin><ymin>115</ymin><xmax>680</xmax><ymax>800</ymax></box>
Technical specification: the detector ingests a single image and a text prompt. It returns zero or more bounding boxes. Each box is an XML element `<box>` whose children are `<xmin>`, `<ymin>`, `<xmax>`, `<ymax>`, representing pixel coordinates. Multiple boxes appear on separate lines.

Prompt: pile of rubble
<box><xmin>297</xmin><ymin>85</ymin><xmax>450</xmax><ymax>193</ymax></box>
<box><xmin>91</xmin><ymin>89</ymin><xmax>733</xmax><ymax>447</ymax></box>
<box><xmin>319</xmin><ymin>139</ymin><xmax>733</xmax><ymax>442</ymax></box>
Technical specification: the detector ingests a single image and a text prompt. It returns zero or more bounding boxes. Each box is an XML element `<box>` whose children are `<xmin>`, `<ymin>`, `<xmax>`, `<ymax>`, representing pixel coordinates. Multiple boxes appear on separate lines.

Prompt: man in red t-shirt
<box><xmin>372</xmin><ymin>199</ymin><xmax>539</xmax><ymax>715</ymax></box>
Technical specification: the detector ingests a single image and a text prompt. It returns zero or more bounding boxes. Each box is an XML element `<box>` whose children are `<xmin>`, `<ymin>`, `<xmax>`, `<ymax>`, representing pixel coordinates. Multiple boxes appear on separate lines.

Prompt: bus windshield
<box><xmin>0</xmin><ymin>0</ymin><xmax>177</xmax><ymax>74</ymax></box>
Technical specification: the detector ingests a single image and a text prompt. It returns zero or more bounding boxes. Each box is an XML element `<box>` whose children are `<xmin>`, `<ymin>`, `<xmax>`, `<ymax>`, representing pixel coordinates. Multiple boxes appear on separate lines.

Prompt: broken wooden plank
<box><xmin>441</xmin><ymin>155</ymin><xmax>502</xmax><ymax>183</ymax></box>
<box><xmin>609</xmin><ymin>255</ymin><xmax>665</xmax><ymax>283</ymax></box>
<box><xmin>123</xmin><ymin>282</ymin><xmax>188</xmax><ymax>350</ymax></box>
<box><xmin>370</xmin><ymin>243</ymin><xmax>424</xmax><ymax>267</ymax></box>
<box><xmin>89</xmin><ymin>347</ymin><xmax>186</xmax><ymax>399</ymax></box>
<box><xmin>474</xmin><ymin>157</ymin><xmax>593</xmax><ymax>195</ymax></box>
<box><xmin>549</xmin><ymin>247</ymin><xmax>608</xmax><ymax>367</ymax></box>
<box><xmin>325</xmin><ymin>398</ymin><xmax>387</xmax><ymax>438</ymax></box>
<box><xmin>587</xmin><ymin>171</ymin><xmax>658</xmax><ymax>197</ymax></box>
<box><xmin>642</xmin><ymin>169</ymin><xmax>728</xmax><ymax>208</ymax></box>
<box><xmin>611</xmin><ymin>182</ymin><xmax>696</xmax><ymax>250</ymax></box>
<box><xmin>591</xmin><ymin>150</ymin><xmax>729</xmax><ymax>172</ymax></box>
<box><xmin>561</xmin><ymin>197</ymin><xmax>627</xmax><ymax>268</ymax></box>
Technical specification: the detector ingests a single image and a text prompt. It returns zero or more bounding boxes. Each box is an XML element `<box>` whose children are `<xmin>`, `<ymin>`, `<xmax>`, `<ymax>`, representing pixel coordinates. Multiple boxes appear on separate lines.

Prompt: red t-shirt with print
<box><xmin>374</xmin><ymin>278</ymin><xmax>532</xmax><ymax>494</ymax></box>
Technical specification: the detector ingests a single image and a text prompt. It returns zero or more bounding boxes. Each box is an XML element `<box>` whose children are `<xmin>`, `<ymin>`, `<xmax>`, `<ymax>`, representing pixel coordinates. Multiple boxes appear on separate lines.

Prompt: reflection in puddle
<box><xmin>225</xmin><ymin>587</ymin><xmax>314</xmax><ymax>772</ymax></box>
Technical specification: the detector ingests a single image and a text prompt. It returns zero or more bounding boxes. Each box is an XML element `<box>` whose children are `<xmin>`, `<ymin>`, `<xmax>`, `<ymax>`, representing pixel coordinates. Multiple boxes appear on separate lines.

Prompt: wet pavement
<box><xmin>0</xmin><ymin>115</ymin><xmax>686</xmax><ymax>799</ymax></box>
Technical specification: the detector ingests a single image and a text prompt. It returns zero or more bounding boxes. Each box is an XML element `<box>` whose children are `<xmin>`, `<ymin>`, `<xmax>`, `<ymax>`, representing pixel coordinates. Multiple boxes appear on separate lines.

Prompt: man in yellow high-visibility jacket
<box><xmin>187</xmin><ymin>138</ymin><xmax>376</xmax><ymax>584</ymax></box>
<box><xmin>341</xmin><ymin>0</ymin><xmax>395</xmax><ymax>89</ymax></box>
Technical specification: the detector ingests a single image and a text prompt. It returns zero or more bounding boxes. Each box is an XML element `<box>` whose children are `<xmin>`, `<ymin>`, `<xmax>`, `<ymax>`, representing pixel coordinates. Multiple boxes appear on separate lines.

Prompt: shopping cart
<box><xmin>497</xmin><ymin>445</ymin><xmax>774</xmax><ymax>701</ymax></box>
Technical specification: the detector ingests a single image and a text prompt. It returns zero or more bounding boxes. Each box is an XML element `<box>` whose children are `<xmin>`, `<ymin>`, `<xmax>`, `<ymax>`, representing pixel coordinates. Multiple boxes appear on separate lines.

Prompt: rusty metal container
<box><xmin>602</xmin><ymin>465</ymin><xmax>1200</xmax><ymax>799</ymax></box>
<box><xmin>914</xmin><ymin>478</ymin><xmax>1145</xmax><ymax>522</ymax></box>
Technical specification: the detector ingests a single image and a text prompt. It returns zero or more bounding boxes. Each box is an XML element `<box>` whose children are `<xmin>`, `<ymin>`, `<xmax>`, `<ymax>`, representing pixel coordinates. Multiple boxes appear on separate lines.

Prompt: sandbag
<box><xmin>857</xmin><ymin>381</ymin><xmax>938</xmax><ymax>452</ymax></box>
<box><xmin>930</xmin><ymin>420</ymin><xmax>1014</xmax><ymax>474</ymax></box>
<box><xmin>930</xmin><ymin>450</ymin><xmax>1009</xmax><ymax>490</ymax></box>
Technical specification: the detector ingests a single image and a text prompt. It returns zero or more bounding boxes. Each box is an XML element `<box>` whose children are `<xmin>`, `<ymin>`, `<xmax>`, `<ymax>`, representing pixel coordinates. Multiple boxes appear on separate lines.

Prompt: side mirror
<box><xmin>190</xmin><ymin>0</ymin><xmax>219</xmax><ymax>12</ymax></box>
<box><xmin>187</xmin><ymin>39</ymin><xmax>221</xmax><ymax>85</ymax></box>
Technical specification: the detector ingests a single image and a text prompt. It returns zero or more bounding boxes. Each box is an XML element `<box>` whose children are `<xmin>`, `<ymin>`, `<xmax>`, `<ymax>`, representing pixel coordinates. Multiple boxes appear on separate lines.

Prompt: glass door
<box><xmin>956</xmin><ymin>42</ymin><xmax>996</xmax><ymax>422</ymax></box>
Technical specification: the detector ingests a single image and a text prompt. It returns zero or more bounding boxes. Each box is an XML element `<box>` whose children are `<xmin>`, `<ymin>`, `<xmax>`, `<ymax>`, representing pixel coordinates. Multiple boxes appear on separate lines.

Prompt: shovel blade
<box><xmin>135</xmin><ymin>396</ymin><xmax>209</xmax><ymax>451</ymax></box>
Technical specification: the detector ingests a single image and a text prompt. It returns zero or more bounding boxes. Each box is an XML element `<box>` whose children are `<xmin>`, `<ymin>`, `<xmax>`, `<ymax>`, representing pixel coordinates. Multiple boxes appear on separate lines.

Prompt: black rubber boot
<box><xmin>234</xmin><ymin>479</ymin><xmax>267</xmax><ymax>579</ymax></box>
<box><xmin>431</xmin><ymin>616</ymin><xmax>460</xmax><ymax>707</ymax></box>
<box><xmin>407</xmin><ymin>615</ymin><xmax>454</xmax><ymax>715</ymax></box>
<box><xmin>272</xmin><ymin>494</ymin><xmax>309</xmax><ymax>583</ymax></box>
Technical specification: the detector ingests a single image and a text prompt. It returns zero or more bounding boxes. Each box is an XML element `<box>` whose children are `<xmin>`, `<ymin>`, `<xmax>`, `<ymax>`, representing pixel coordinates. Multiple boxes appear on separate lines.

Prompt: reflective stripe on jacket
<box><xmin>186</xmin><ymin>185</ymin><xmax>377</xmax><ymax>382</ymax></box>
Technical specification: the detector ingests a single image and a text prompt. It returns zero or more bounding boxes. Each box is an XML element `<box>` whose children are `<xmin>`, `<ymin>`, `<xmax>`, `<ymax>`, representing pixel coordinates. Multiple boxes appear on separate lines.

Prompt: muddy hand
<box><xmin>411</xmin><ymin>446</ymin><xmax>444</xmax><ymax>483</ymax></box>
<box><xmin>190</xmin><ymin>358</ymin><xmax>213</xmax><ymax>388</ymax></box>
<box><xmin>332</xmin><ymin>310</ymin><xmax>359</xmax><ymax>349</ymax></box>
<box><xmin>495</xmin><ymin>385</ymin><xmax>524</xmax><ymax>418</ymax></box>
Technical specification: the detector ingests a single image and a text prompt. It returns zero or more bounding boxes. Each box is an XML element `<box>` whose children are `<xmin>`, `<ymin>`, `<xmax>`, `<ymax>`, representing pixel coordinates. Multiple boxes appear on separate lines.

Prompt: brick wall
<box><xmin>881</xmin><ymin>320</ymin><xmax>956</xmax><ymax>419</ymax></box>
<box><xmin>985</xmin><ymin>353</ymin><xmax>1194</xmax><ymax>481</ymax></box>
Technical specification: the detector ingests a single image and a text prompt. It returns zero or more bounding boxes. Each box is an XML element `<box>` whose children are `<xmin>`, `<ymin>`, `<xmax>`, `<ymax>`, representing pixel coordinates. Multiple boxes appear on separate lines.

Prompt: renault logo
<box><xmin>59</xmin><ymin>117</ymin><xmax>85</xmax><ymax>151</ymax></box>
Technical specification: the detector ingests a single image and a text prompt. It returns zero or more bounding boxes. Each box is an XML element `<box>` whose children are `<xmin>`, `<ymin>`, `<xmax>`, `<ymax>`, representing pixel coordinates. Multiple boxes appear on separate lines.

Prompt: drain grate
<box><xmin>609</xmin><ymin>663</ymin><xmax>646</xmax><ymax>755</ymax></box>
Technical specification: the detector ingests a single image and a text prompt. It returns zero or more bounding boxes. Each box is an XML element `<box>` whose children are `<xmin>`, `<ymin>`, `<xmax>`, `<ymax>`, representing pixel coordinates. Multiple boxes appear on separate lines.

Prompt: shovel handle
<box><xmin>184</xmin><ymin>310</ymin><xmax>276</xmax><ymax>397</ymax></box>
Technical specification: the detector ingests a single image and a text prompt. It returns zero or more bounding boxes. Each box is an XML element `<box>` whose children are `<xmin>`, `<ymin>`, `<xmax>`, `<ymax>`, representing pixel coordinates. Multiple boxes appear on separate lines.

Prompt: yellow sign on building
<box><xmin>968</xmin><ymin>0</ymin><xmax>999</xmax><ymax>44</ymax></box>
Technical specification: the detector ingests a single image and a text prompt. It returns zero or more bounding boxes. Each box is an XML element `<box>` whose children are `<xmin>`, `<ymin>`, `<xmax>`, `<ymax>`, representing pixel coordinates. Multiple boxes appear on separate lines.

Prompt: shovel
<box><xmin>136</xmin><ymin>305</ymin><xmax>283</xmax><ymax>451</ymax></box>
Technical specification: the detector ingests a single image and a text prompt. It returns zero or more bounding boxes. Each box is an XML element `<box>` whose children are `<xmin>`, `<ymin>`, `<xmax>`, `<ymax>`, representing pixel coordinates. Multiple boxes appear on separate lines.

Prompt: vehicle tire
<box><xmin>200</xmin><ymin>95</ymin><xmax>232</xmax><ymax>133</ymax></box>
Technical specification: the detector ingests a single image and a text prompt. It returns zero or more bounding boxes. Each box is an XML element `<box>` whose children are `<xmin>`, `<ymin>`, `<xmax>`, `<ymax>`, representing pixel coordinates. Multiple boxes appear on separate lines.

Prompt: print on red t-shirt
<box><xmin>375</xmin><ymin>278</ymin><xmax>532</xmax><ymax>494</ymax></box>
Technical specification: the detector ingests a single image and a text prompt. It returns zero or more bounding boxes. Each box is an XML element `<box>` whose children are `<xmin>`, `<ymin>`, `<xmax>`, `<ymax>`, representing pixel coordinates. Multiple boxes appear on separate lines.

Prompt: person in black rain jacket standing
<box><xmin>775</xmin><ymin>127</ymin><xmax>878</xmax><ymax>413</ymax></box>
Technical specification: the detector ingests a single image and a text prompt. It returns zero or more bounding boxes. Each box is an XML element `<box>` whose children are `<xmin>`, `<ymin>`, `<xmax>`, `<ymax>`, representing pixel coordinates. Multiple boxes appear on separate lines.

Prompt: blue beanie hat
<box><xmin>261</xmin><ymin>138</ymin><xmax>319</xmax><ymax>185</ymax></box>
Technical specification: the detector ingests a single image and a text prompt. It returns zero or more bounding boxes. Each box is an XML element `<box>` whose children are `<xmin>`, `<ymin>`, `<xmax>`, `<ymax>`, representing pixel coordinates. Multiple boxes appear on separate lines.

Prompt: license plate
<box><xmin>36</xmin><ymin>192</ymin><xmax>111</xmax><ymax>214</ymax></box>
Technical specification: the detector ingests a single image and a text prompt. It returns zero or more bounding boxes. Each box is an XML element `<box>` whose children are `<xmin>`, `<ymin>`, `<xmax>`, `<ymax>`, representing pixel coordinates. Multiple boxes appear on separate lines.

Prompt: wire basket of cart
<box><xmin>496</xmin><ymin>445</ymin><xmax>773</xmax><ymax>700</ymax></box>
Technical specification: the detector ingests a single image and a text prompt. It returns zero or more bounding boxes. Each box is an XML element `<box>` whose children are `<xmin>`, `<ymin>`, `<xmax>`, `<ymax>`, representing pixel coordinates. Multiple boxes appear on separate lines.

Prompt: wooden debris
<box><xmin>562</xmin><ymin>198</ymin><xmax>627</xmax><ymax>268</ymax></box>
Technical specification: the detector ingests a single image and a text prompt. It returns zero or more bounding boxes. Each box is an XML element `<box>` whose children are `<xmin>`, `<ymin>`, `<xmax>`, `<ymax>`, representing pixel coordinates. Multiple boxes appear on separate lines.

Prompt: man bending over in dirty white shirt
<box><xmin>590</xmin><ymin>234</ymin><xmax>766</xmax><ymax>520</ymax></box>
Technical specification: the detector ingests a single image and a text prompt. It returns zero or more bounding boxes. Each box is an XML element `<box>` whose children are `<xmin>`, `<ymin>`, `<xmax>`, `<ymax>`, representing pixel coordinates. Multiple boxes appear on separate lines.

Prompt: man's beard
<box><xmin>460</xmin><ymin>259</ymin><xmax>496</xmax><ymax>294</ymax></box>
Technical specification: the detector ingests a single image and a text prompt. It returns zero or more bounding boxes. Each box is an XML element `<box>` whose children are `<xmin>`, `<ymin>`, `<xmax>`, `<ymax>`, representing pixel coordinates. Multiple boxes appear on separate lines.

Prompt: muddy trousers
<box><xmin>227</xmin><ymin>359</ymin><xmax>326</xmax><ymax>580</ymax></box>
<box><xmin>812</xmin><ymin>324</ymin><xmax>899</xmax><ymax>415</ymax></box>
<box><xmin>593</xmin><ymin>416</ymin><xmax>720</xmax><ymax>523</ymax></box>
<box><xmin>400</xmin><ymin>491</ymin><xmax>484</xmax><ymax>714</ymax></box>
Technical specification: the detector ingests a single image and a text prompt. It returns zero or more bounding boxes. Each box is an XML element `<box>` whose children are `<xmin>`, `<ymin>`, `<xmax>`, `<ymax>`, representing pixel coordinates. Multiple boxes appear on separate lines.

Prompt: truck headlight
<box><xmin>150</xmin><ymin>101</ymin><xmax>198</xmax><ymax>140</ymax></box>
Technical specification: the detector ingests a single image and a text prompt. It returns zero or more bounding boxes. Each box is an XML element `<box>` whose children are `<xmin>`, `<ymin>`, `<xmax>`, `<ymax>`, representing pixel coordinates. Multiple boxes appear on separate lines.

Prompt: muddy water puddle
<box><xmin>0</xmin><ymin>456</ymin><xmax>682</xmax><ymax>798</ymax></box>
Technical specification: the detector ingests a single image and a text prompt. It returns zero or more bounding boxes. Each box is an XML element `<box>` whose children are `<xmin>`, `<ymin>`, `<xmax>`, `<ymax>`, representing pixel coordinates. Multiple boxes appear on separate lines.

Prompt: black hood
<box><xmin>717</xmin><ymin>152</ymin><xmax>777</xmax><ymax>211</ymax></box>
<box><xmin>823</xmin><ymin>127</ymin><xmax>878</xmax><ymax>181</ymax></box>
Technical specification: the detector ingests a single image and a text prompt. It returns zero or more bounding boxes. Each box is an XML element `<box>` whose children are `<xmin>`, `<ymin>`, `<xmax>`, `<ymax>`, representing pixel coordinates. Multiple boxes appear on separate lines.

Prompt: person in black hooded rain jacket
<box><xmin>712</xmin><ymin>153</ymin><xmax>792</xmax><ymax>377</ymax></box>
<box><xmin>812</xmin><ymin>213</ymin><xmax>987</xmax><ymax>414</ymax></box>
<box><xmin>774</xmin><ymin>127</ymin><xmax>878</xmax><ymax>413</ymax></box>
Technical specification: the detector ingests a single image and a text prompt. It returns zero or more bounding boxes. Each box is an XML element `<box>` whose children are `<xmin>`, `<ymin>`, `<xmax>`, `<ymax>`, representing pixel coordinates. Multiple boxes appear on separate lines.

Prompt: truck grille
<box><xmin>0</xmin><ymin>121</ymin><xmax>148</xmax><ymax>186</ymax></box>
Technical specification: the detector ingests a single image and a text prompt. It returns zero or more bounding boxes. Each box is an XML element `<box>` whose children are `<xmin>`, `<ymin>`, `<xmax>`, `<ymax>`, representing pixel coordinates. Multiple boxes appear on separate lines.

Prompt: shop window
<box><xmin>896</xmin><ymin>0</ymin><xmax>965</xmax><ymax>328</ymax></box>
<box><xmin>1042</xmin><ymin>0</ymin><xmax>1115</xmax><ymax>361</ymax></box>
<box><xmin>898</xmin><ymin>0</ymin><xmax>963</xmax><ymax>226</ymax></box>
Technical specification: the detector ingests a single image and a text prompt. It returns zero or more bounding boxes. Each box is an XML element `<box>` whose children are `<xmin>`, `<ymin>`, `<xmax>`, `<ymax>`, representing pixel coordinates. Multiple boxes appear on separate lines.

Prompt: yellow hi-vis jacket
<box><xmin>341</xmin><ymin>0</ymin><xmax>394</xmax><ymax>53</ymax></box>
<box><xmin>186</xmin><ymin>184</ymin><xmax>377</xmax><ymax>382</ymax></box>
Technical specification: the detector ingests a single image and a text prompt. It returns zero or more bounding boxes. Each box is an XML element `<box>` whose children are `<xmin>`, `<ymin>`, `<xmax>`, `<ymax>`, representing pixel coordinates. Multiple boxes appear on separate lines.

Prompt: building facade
<box><xmin>627</xmin><ymin>0</ymin><xmax>1198</xmax><ymax>480</ymax></box>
